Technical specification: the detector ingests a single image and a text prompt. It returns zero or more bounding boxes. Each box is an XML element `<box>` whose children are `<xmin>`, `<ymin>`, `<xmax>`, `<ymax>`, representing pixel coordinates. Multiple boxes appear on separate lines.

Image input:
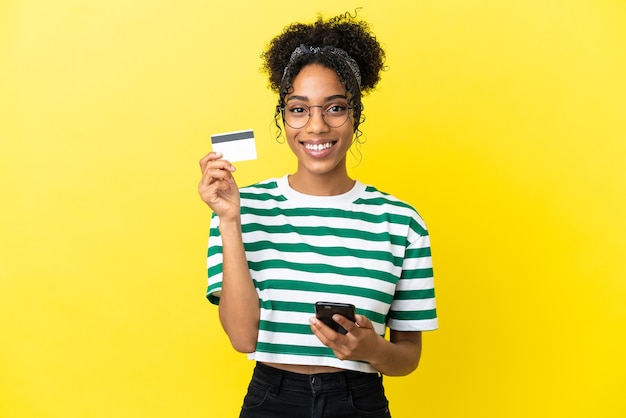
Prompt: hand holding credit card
<box><xmin>211</xmin><ymin>129</ymin><xmax>257</xmax><ymax>163</ymax></box>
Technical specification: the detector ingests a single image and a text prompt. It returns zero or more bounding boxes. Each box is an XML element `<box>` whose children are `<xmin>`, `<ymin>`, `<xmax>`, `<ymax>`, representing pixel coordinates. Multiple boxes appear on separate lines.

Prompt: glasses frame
<box><xmin>280</xmin><ymin>103</ymin><xmax>354</xmax><ymax>129</ymax></box>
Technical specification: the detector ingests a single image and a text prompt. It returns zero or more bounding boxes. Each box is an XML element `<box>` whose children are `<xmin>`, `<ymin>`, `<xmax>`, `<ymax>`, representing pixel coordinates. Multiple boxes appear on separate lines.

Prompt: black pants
<box><xmin>239</xmin><ymin>362</ymin><xmax>391</xmax><ymax>418</ymax></box>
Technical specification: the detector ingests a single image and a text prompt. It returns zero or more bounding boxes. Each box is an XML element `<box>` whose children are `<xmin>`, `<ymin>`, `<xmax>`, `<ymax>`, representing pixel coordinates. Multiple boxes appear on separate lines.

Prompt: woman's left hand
<box><xmin>309</xmin><ymin>314</ymin><xmax>383</xmax><ymax>362</ymax></box>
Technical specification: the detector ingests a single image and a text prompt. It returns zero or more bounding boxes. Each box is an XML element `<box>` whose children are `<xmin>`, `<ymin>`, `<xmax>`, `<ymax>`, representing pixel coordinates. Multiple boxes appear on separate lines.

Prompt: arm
<box><xmin>372</xmin><ymin>329</ymin><xmax>422</xmax><ymax>376</ymax></box>
<box><xmin>215</xmin><ymin>220</ymin><xmax>260</xmax><ymax>353</ymax></box>
<box><xmin>199</xmin><ymin>152</ymin><xmax>259</xmax><ymax>353</ymax></box>
<box><xmin>309</xmin><ymin>315</ymin><xmax>422</xmax><ymax>376</ymax></box>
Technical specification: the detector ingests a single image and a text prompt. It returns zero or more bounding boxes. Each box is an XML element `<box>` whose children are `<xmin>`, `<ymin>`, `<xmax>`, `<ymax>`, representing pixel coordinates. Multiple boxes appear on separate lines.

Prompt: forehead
<box><xmin>289</xmin><ymin>64</ymin><xmax>345</xmax><ymax>97</ymax></box>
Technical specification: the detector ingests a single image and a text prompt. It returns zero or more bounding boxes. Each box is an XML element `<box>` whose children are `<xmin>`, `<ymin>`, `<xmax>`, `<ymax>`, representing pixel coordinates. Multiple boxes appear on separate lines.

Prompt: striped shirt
<box><xmin>206</xmin><ymin>175</ymin><xmax>437</xmax><ymax>373</ymax></box>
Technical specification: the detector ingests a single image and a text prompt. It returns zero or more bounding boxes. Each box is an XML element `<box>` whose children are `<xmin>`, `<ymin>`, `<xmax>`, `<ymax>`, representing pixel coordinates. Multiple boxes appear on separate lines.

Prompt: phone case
<box><xmin>314</xmin><ymin>302</ymin><xmax>356</xmax><ymax>335</ymax></box>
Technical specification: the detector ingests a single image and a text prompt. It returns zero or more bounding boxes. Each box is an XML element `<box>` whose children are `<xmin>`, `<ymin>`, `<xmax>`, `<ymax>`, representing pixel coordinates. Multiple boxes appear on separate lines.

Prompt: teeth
<box><xmin>305</xmin><ymin>142</ymin><xmax>333</xmax><ymax>152</ymax></box>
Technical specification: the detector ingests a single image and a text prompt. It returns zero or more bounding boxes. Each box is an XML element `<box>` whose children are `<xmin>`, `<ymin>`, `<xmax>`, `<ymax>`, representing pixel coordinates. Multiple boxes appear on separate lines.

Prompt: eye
<box><xmin>325</xmin><ymin>103</ymin><xmax>349</xmax><ymax>114</ymax></box>
<box><xmin>287</xmin><ymin>104</ymin><xmax>309</xmax><ymax>114</ymax></box>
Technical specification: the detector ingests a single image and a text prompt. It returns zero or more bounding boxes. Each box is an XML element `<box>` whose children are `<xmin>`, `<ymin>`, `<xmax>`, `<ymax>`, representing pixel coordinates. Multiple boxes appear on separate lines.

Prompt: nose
<box><xmin>306</xmin><ymin>106</ymin><xmax>329</xmax><ymax>133</ymax></box>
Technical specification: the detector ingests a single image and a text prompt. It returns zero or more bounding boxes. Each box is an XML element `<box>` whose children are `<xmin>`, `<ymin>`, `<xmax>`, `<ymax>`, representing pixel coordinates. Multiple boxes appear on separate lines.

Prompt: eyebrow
<box><xmin>286</xmin><ymin>94</ymin><xmax>348</xmax><ymax>103</ymax></box>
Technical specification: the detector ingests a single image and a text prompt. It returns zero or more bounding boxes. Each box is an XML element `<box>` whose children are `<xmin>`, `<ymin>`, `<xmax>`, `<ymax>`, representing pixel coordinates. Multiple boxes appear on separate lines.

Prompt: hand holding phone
<box><xmin>314</xmin><ymin>302</ymin><xmax>356</xmax><ymax>335</ymax></box>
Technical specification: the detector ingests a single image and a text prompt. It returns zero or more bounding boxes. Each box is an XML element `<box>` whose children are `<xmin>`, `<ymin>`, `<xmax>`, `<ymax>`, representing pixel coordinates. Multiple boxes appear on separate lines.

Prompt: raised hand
<box><xmin>198</xmin><ymin>152</ymin><xmax>240</xmax><ymax>221</ymax></box>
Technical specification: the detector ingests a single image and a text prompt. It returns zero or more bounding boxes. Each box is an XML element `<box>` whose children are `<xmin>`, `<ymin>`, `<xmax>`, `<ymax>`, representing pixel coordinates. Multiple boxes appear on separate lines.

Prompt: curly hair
<box><xmin>261</xmin><ymin>11</ymin><xmax>386</xmax><ymax>137</ymax></box>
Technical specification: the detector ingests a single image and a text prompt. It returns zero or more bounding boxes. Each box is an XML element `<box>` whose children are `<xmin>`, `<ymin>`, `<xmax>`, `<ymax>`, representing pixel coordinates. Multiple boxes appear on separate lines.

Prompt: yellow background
<box><xmin>1</xmin><ymin>0</ymin><xmax>625</xmax><ymax>417</ymax></box>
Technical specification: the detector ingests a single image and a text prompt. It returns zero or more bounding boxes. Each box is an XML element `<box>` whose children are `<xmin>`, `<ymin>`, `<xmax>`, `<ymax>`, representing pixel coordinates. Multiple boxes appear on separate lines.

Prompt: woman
<box><xmin>199</xmin><ymin>12</ymin><xmax>437</xmax><ymax>418</ymax></box>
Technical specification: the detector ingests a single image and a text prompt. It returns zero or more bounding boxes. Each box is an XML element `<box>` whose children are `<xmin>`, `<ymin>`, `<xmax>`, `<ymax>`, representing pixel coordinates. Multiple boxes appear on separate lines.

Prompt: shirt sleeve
<box><xmin>387</xmin><ymin>215</ymin><xmax>438</xmax><ymax>331</ymax></box>
<box><xmin>206</xmin><ymin>213</ymin><xmax>223</xmax><ymax>305</ymax></box>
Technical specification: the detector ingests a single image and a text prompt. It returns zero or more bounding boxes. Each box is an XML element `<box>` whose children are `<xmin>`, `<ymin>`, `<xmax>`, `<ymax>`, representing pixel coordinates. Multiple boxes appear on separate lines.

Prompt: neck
<box><xmin>288</xmin><ymin>172</ymin><xmax>355</xmax><ymax>196</ymax></box>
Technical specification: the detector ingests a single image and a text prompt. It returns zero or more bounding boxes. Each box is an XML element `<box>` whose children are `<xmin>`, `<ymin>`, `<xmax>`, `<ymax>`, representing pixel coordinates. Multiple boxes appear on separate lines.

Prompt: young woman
<box><xmin>198</xmin><ymin>12</ymin><xmax>437</xmax><ymax>418</ymax></box>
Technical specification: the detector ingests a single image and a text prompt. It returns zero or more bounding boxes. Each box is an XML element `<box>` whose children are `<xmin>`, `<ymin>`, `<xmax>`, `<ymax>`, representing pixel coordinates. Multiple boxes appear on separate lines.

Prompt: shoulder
<box><xmin>240</xmin><ymin>178</ymin><xmax>283</xmax><ymax>197</ymax></box>
<box><xmin>240</xmin><ymin>178</ymin><xmax>278</xmax><ymax>192</ymax></box>
<box><xmin>356</xmin><ymin>184</ymin><xmax>429</xmax><ymax>235</ymax></box>
<box><xmin>357</xmin><ymin>184</ymin><xmax>421</xmax><ymax>216</ymax></box>
<box><xmin>239</xmin><ymin>178</ymin><xmax>288</xmax><ymax>209</ymax></box>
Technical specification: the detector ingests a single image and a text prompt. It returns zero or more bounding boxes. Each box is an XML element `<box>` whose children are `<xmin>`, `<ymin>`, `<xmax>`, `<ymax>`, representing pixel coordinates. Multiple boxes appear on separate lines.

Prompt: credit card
<box><xmin>210</xmin><ymin>129</ymin><xmax>257</xmax><ymax>163</ymax></box>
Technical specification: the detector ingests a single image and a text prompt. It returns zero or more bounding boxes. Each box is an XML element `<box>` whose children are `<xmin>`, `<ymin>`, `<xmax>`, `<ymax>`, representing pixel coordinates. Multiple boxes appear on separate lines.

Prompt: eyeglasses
<box><xmin>281</xmin><ymin>102</ymin><xmax>353</xmax><ymax>129</ymax></box>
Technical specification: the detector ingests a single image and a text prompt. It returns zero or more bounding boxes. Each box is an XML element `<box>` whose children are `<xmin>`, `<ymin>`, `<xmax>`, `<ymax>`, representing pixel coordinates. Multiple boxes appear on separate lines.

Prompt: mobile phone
<box><xmin>314</xmin><ymin>302</ymin><xmax>356</xmax><ymax>335</ymax></box>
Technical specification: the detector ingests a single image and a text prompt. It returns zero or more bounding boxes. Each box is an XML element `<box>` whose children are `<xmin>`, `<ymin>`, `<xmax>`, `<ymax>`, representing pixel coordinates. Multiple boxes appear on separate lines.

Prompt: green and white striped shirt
<box><xmin>206</xmin><ymin>175</ymin><xmax>437</xmax><ymax>373</ymax></box>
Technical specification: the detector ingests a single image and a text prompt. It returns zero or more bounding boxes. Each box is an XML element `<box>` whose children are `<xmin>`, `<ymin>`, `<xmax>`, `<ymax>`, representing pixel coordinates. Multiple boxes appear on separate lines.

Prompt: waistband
<box><xmin>252</xmin><ymin>362</ymin><xmax>382</xmax><ymax>396</ymax></box>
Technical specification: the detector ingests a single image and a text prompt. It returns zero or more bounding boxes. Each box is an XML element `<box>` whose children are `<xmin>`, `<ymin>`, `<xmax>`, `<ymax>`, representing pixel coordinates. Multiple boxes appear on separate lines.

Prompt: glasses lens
<box><xmin>283</xmin><ymin>103</ymin><xmax>351</xmax><ymax>129</ymax></box>
<box><xmin>323</xmin><ymin>103</ymin><xmax>350</xmax><ymax>128</ymax></box>
<box><xmin>283</xmin><ymin>104</ymin><xmax>309</xmax><ymax>129</ymax></box>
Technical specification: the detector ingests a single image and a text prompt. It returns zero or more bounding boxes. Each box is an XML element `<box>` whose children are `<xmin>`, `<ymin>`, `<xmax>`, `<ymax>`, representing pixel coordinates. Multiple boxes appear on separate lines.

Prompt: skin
<box><xmin>282</xmin><ymin>64</ymin><xmax>356</xmax><ymax>196</ymax></box>
<box><xmin>198</xmin><ymin>63</ymin><xmax>422</xmax><ymax>376</ymax></box>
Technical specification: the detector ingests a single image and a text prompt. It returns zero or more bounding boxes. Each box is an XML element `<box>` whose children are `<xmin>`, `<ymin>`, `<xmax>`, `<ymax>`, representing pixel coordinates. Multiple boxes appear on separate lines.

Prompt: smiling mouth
<box><xmin>304</xmin><ymin>141</ymin><xmax>336</xmax><ymax>152</ymax></box>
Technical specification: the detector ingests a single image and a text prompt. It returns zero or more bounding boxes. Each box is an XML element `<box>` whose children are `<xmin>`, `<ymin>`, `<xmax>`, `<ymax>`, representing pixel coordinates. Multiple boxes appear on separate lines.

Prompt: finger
<box><xmin>202</xmin><ymin>158</ymin><xmax>236</xmax><ymax>175</ymax></box>
<box><xmin>198</xmin><ymin>182</ymin><xmax>220</xmax><ymax>204</ymax></box>
<box><xmin>332</xmin><ymin>314</ymin><xmax>359</xmax><ymax>333</ymax></box>
<box><xmin>199</xmin><ymin>152</ymin><xmax>238</xmax><ymax>174</ymax></box>
<box><xmin>199</xmin><ymin>173</ymin><xmax>237</xmax><ymax>197</ymax></box>
<box><xmin>199</xmin><ymin>177</ymin><xmax>230</xmax><ymax>194</ymax></box>
<box><xmin>309</xmin><ymin>317</ymin><xmax>330</xmax><ymax>343</ymax></box>
<box><xmin>199</xmin><ymin>162</ymin><xmax>236</xmax><ymax>189</ymax></box>
<box><xmin>353</xmin><ymin>314</ymin><xmax>372</xmax><ymax>329</ymax></box>
<box><xmin>203</xmin><ymin>165</ymin><xmax>237</xmax><ymax>187</ymax></box>
<box><xmin>311</xmin><ymin>316</ymin><xmax>344</xmax><ymax>339</ymax></box>
<box><xmin>199</xmin><ymin>179</ymin><xmax>237</xmax><ymax>207</ymax></box>
<box><xmin>199</xmin><ymin>152</ymin><xmax>223</xmax><ymax>171</ymax></box>
<box><xmin>200</xmin><ymin>165</ymin><xmax>232</xmax><ymax>184</ymax></box>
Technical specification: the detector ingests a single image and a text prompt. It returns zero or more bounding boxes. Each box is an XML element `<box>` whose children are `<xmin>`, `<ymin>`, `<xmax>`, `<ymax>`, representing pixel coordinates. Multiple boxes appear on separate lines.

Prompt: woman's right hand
<box><xmin>198</xmin><ymin>152</ymin><xmax>240</xmax><ymax>221</ymax></box>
